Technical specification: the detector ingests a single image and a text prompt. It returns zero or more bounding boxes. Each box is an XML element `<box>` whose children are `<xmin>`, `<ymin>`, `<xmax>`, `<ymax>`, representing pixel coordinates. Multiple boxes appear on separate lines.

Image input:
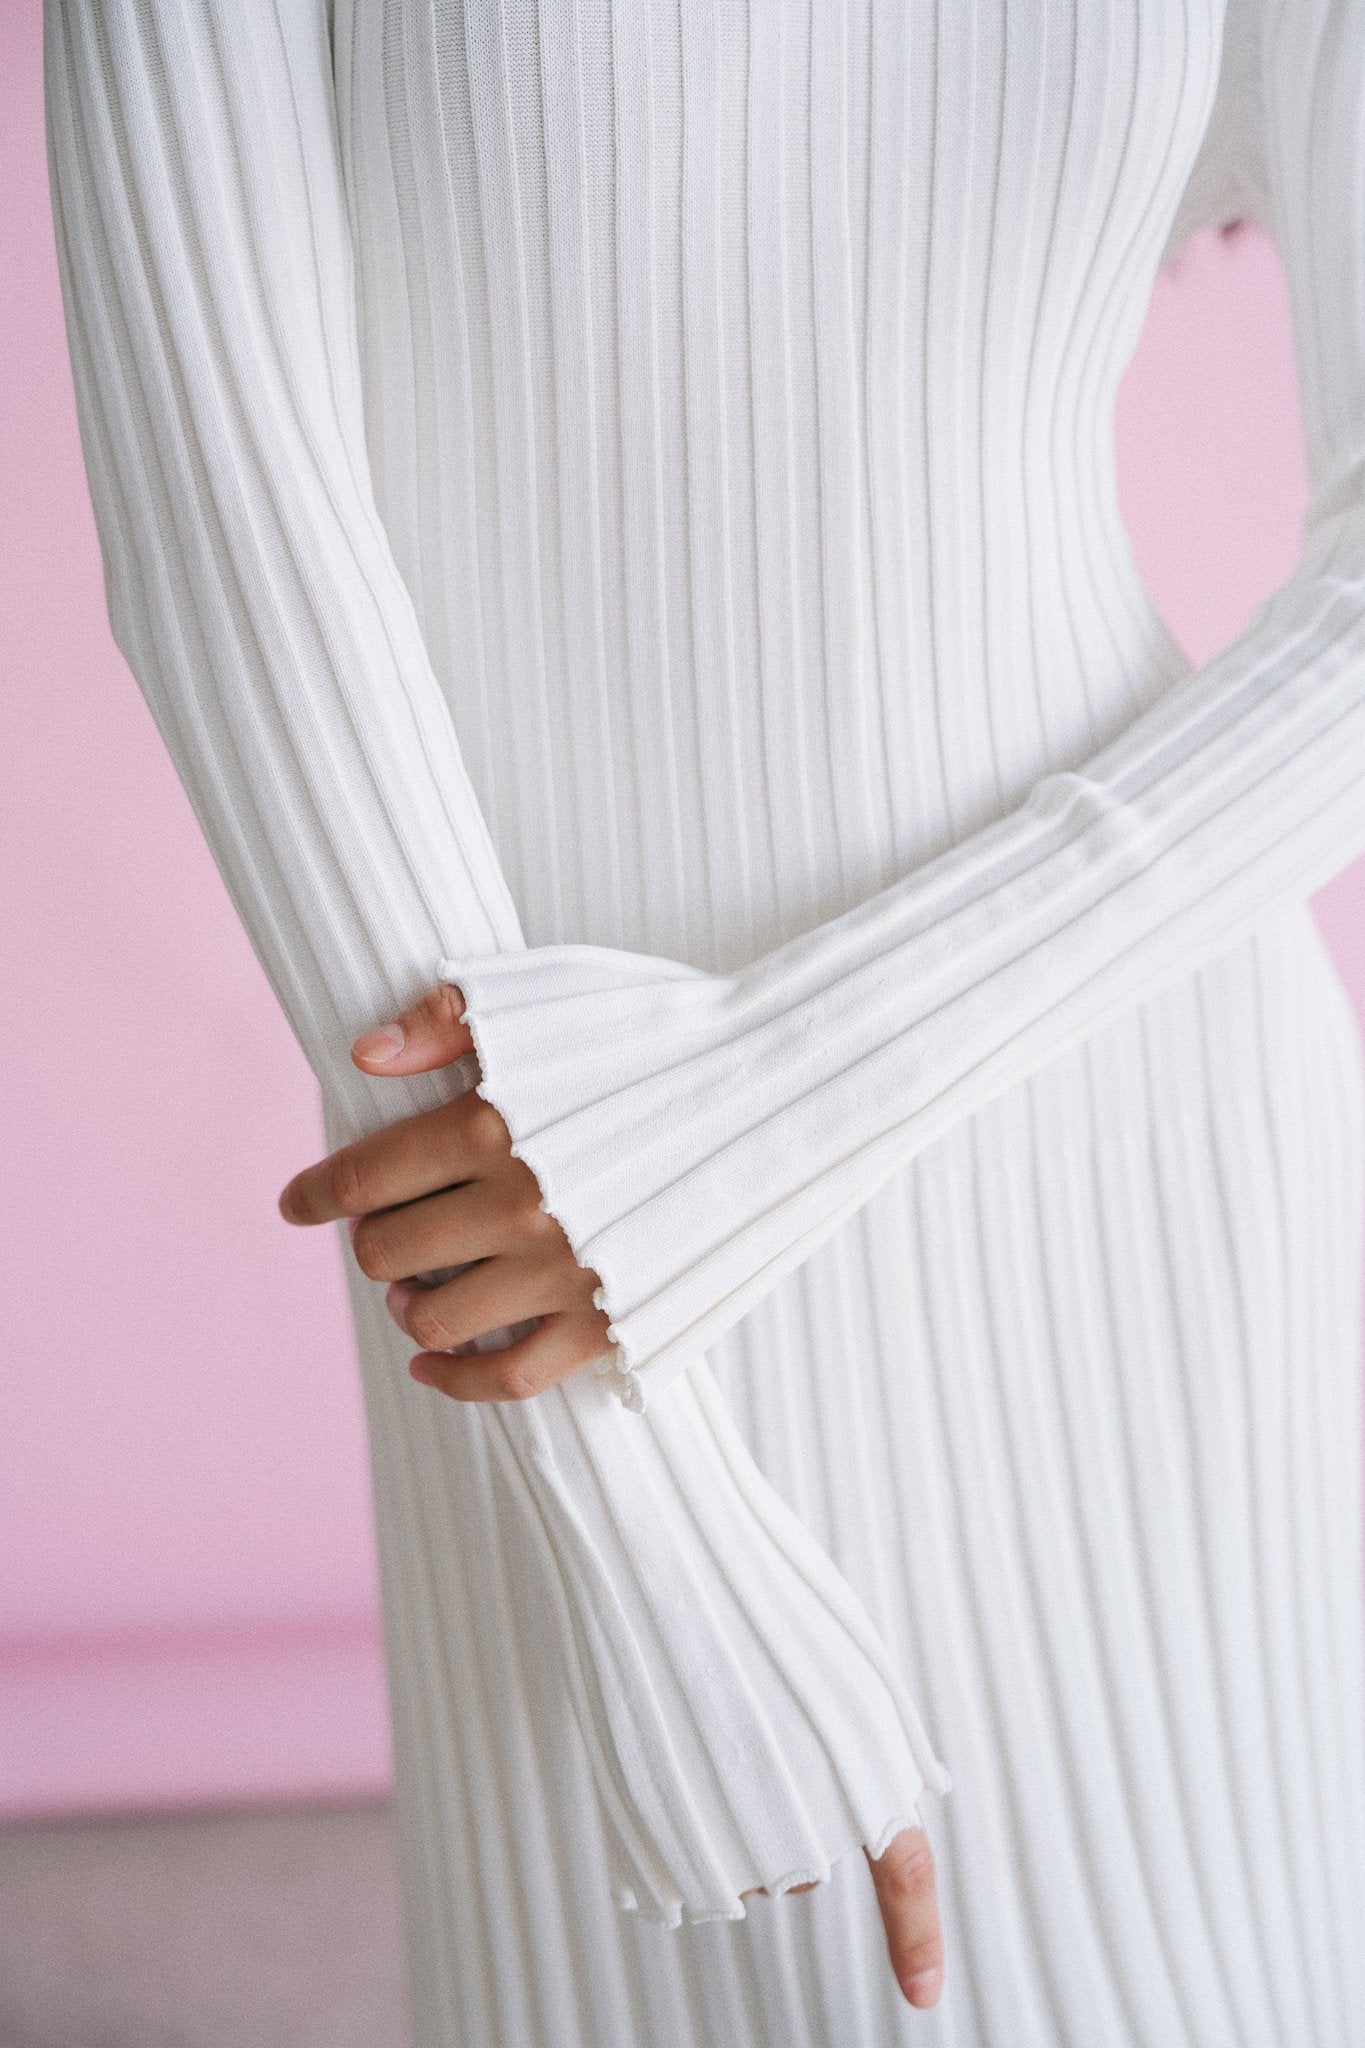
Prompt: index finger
<box><xmin>278</xmin><ymin>1088</ymin><xmax>508</xmax><ymax>1226</ymax></box>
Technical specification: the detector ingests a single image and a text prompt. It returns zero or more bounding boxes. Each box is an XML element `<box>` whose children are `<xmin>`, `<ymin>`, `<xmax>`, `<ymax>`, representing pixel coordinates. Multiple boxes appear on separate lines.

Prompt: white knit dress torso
<box><xmin>45</xmin><ymin>1</ymin><xmax>1365</xmax><ymax>2042</ymax></box>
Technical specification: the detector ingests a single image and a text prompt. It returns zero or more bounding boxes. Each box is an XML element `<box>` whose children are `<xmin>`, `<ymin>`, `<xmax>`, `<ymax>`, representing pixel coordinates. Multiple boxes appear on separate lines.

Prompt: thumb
<box><xmin>865</xmin><ymin>1825</ymin><xmax>944</xmax><ymax>2009</ymax></box>
<box><xmin>351</xmin><ymin>982</ymin><xmax>474</xmax><ymax>1076</ymax></box>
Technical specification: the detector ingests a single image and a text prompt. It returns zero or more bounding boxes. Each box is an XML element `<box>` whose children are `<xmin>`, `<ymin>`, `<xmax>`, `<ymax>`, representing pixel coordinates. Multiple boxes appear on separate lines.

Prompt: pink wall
<box><xmin>3</xmin><ymin>2</ymin><xmax>1362</xmax><ymax>1819</ymax></box>
<box><xmin>2</xmin><ymin>4</ymin><xmax>386</xmax><ymax>1815</ymax></box>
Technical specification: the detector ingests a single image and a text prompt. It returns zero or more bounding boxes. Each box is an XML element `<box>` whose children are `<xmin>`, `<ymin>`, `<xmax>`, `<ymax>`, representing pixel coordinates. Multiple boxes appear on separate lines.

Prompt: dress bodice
<box><xmin>335</xmin><ymin>0</ymin><xmax>1235</xmax><ymax>966</ymax></box>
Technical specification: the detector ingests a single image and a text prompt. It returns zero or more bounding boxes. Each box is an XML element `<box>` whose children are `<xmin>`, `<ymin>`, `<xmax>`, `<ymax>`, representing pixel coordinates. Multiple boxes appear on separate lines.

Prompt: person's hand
<box><xmin>277</xmin><ymin>984</ymin><xmax>614</xmax><ymax>1400</ymax></box>
<box><xmin>741</xmin><ymin>1825</ymin><xmax>944</xmax><ymax>2010</ymax></box>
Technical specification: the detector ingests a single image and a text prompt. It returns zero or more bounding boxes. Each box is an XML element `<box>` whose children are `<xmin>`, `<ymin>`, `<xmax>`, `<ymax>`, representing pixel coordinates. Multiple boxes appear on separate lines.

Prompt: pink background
<box><xmin>3</xmin><ymin>2</ymin><xmax>1362</xmax><ymax>1820</ymax></box>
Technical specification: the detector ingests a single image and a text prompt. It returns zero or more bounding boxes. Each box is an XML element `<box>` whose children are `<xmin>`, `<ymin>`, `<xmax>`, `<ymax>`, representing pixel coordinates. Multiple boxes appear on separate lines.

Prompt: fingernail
<box><xmin>353</xmin><ymin>1023</ymin><xmax>406</xmax><ymax>1063</ymax></box>
<box><xmin>385</xmin><ymin>1280</ymin><xmax>416</xmax><ymax>1327</ymax></box>
<box><xmin>906</xmin><ymin>1969</ymin><xmax>942</xmax><ymax>2007</ymax></box>
<box><xmin>408</xmin><ymin>1360</ymin><xmax>435</xmax><ymax>1386</ymax></box>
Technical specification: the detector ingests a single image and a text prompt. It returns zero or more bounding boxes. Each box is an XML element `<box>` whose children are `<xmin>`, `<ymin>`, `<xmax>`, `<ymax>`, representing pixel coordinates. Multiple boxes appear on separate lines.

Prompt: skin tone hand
<box><xmin>278</xmin><ymin>984</ymin><xmax>614</xmax><ymax>1401</ymax></box>
<box><xmin>277</xmin><ymin>981</ymin><xmax>946</xmax><ymax>2009</ymax></box>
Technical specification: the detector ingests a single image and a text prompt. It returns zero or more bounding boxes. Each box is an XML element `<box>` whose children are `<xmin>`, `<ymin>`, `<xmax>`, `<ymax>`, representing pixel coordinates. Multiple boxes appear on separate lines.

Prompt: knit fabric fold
<box><xmin>437</xmin><ymin>497</ymin><xmax>1365</xmax><ymax>1408</ymax></box>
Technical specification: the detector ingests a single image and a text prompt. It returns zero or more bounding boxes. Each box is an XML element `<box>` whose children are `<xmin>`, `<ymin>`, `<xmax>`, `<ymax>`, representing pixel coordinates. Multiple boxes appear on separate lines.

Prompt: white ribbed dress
<box><xmin>43</xmin><ymin>0</ymin><xmax>1365</xmax><ymax>2040</ymax></box>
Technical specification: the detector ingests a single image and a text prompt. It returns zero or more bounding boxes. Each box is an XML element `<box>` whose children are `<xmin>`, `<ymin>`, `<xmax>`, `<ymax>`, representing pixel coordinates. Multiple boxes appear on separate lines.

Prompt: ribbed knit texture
<box><xmin>43</xmin><ymin>1</ymin><xmax>1365</xmax><ymax>2042</ymax></box>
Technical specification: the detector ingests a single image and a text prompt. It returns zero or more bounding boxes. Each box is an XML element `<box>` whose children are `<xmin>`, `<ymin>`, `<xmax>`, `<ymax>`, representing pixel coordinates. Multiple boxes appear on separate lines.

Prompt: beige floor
<box><xmin>0</xmin><ymin>1801</ymin><xmax>409</xmax><ymax>2048</ymax></box>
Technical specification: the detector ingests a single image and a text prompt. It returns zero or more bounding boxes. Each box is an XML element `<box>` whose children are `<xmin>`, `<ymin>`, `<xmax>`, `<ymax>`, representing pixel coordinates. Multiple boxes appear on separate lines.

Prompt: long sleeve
<box><xmin>438</xmin><ymin>0</ymin><xmax>1365</xmax><ymax>1414</ymax></box>
<box><xmin>42</xmin><ymin>0</ymin><xmax>953</xmax><ymax>1927</ymax></box>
